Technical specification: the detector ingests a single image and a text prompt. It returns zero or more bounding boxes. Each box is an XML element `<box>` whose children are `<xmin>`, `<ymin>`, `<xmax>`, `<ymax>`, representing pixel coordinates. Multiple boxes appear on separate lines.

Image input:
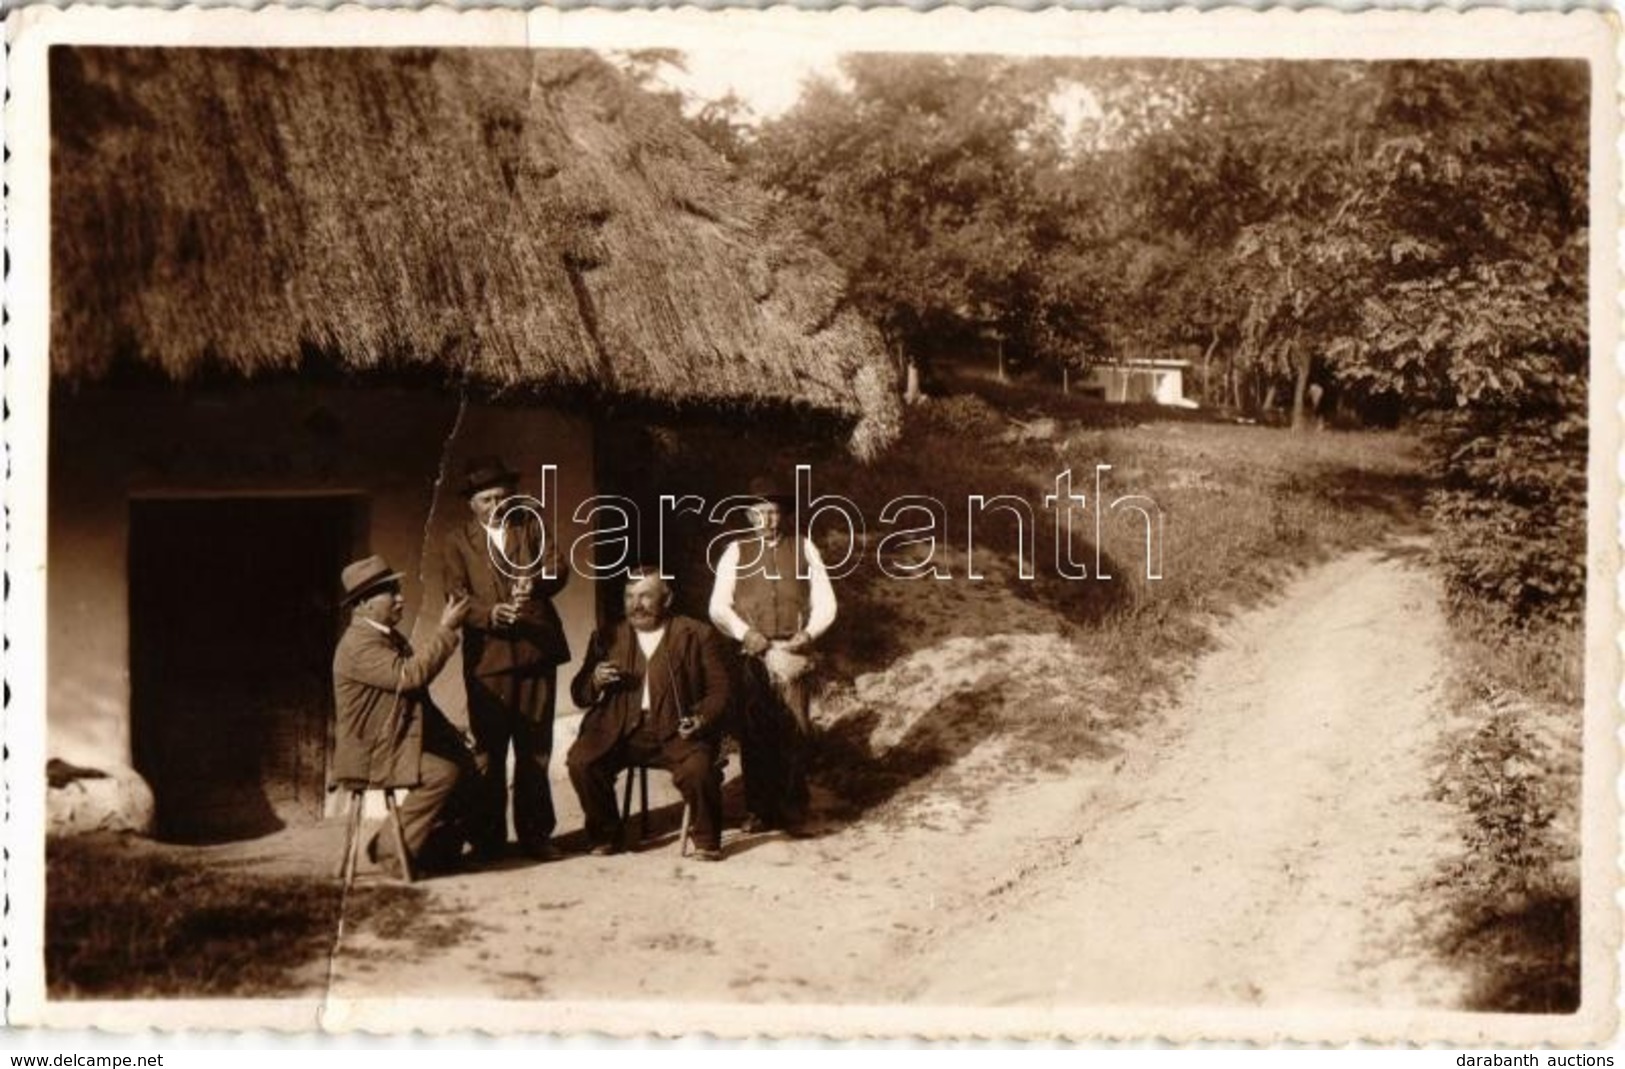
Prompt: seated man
<box><xmin>566</xmin><ymin>568</ymin><xmax>731</xmax><ymax>860</ymax></box>
<box><xmin>331</xmin><ymin>554</ymin><xmax>477</xmax><ymax>877</ymax></box>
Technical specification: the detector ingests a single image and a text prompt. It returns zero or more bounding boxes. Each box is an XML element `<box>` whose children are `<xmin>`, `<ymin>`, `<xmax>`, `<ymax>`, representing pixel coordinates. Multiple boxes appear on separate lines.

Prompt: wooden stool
<box><xmin>619</xmin><ymin>766</ymin><xmax>694</xmax><ymax>856</ymax></box>
<box><xmin>335</xmin><ymin>786</ymin><xmax>414</xmax><ymax>888</ymax></box>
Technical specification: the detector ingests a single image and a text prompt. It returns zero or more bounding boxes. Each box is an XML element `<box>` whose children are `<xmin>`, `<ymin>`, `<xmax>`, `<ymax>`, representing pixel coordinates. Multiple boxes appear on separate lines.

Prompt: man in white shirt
<box><xmin>708</xmin><ymin>478</ymin><xmax>837</xmax><ymax>834</ymax></box>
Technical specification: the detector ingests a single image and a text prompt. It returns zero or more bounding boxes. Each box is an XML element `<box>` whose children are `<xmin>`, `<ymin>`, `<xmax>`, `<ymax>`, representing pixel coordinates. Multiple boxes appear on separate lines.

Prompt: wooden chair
<box><xmin>335</xmin><ymin>785</ymin><xmax>413</xmax><ymax>888</ymax></box>
<box><xmin>619</xmin><ymin>766</ymin><xmax>694</xmax><ymax>856</ymax></box>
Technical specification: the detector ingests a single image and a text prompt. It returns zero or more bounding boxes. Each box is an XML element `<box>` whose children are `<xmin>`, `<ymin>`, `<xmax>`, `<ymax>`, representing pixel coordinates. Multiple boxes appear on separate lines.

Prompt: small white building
<box><xmin>1082</xmin><ymin>359</ymin><xmax>1198</xmax><ymax>408</ymax></box>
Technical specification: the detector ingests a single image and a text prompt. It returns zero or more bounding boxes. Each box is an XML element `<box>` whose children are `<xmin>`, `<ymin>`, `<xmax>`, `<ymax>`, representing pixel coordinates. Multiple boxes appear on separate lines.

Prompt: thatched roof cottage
<box><xmin>48</xmin><ymin>47</ymin><xmax>897</xmax><ymax>840</ymax></box>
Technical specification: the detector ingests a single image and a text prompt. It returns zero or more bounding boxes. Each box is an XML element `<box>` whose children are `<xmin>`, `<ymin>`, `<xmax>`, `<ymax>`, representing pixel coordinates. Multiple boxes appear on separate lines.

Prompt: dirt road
<box><xmin>324</xmin><ymin>542</ymin><xmax>1466</xmax><ymax>1009</ymax></box>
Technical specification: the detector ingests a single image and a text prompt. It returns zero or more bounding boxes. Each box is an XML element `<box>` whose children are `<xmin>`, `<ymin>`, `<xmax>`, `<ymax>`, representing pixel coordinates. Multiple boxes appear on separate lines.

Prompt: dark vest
<box><xmin>733</xmin><ymin>537</ymin><xmax>809</xmax><ymax>639</ymax></box>
<box><xmin>604</xmin><ymin>627</ymin><xmax>661</xmax><ymax>736</ymax></box>
<box><xmin>585</xmin><ymin>622</ymin><xmax>702</xmax><ymax>743</ymax></box>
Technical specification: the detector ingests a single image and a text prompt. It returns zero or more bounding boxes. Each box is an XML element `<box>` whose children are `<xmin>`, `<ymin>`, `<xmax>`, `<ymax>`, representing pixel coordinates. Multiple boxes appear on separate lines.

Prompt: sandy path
<box><xmin>902</xmin><ymin>541</ymin><xmax>1465</xmax><ymax>1008</ymax></box>
<box><xmin>324</xmin><ymin>542</ymin><xmax>1465</xmax><ymax>1009</ymax></box>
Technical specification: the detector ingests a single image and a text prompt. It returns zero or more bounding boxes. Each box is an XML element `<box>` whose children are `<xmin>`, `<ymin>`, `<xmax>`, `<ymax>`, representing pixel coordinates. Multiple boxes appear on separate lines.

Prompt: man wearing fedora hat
<box><xmin>708</xmin><ymin>476</ymin><xmax>837</xmax><ymax>834</ymax></box>
<box><xmin>442</xmin><ymin>455</ymin><xmax>571</xmax><ymax>862</ymax></box>
<box><xmin>332</xmin><ymin>555</ymin><xmax>476</xmax><ymax>877</ymax></box>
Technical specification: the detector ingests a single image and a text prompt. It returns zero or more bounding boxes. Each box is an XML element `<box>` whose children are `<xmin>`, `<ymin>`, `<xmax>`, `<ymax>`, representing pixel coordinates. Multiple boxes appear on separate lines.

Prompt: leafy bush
<box><xmin>1431</xmin><ymin>672</ymin><xmax>1580</xmax><ymax>1012</ymax></box>
<box><xmin>917</xmin><ymin>392</ymin><xmax>1006</xmax><ymax>438</ymax></box>
<box><xmin>1428</xmin><ymin>391</ymin><xmax>1587</xmax><ymax>628</ymax></box>
<box><xmin>1442</xmin><ymin>692</ymin><xmax>1566</xmax><ymax>881</ymax></box>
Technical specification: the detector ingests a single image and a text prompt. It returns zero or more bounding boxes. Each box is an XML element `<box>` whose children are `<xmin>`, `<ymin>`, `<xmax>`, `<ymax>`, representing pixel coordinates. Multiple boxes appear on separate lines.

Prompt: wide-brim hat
<box><xmin>461</xmin><ymin>455</ymin><xmax>521</xmax><ymax>498</ymax></box>
<box><xmin>340</xmin><ymin>554</ymin><xmax>405</xmax><ymax>606</ymax></box>
<box><xmin>746</xmin><ymin>475</ymin><xmax>795</xmax><ymax>507</ymax></box>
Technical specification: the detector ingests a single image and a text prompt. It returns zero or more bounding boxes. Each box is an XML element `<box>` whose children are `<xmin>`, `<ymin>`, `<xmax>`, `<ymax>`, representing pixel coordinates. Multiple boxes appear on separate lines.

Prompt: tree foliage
<box><xmin>1115</xmin><ymin>62</ymin><xmax>1589</xmax><ymax>623</ymax></box>
<box><xmin>748</xmin><ymin>55</ymin><xmax>1106</xmax><ymax>376</ymax></box>
<box><xmin>688</xmin><ymin>56</ymin><xmax>1589</xmax><ymax>624</ymax></box>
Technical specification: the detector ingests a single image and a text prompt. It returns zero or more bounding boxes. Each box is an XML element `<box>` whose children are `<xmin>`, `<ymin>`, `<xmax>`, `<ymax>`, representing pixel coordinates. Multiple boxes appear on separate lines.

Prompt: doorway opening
<box><xmin>129</xmin><ymin>494</ymin><xmax>364</xmax><ymax>843</ymax></box>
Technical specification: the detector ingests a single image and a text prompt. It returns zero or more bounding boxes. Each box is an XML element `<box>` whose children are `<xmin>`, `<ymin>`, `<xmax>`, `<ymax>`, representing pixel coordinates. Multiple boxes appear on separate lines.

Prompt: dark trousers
<box><xmin>739</xmin><ymin>657</ymin><xmax>813</xmax><ymax>826</ymax></box>
<box><xmin>373</xmin><ymin>709</ymin><xmax>478</xmax><ymax>872</ymax></box>
<box><xmin>567</xmin><ymin>730</ymin><xmax>723</xmax><ymax>851</ymax></box>
<box><xmin>467</xmin><ymin>669</ymin><xmax>557</xmax><ymax>855</ymax></box>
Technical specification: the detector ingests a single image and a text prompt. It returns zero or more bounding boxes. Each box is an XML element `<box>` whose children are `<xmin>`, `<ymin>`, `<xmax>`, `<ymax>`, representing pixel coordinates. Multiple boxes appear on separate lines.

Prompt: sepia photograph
<box><xmin>3</xmin><ymin>5</ymin><xmax>1619</xmax><ymax>1044</ymax></box>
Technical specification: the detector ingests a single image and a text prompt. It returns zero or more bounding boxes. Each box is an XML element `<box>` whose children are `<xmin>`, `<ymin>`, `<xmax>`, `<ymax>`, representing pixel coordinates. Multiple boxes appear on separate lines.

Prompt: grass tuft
<box><xmin>45</xmin><ymin>833</ymin><xmax>446</xmax><ymax>998</ymax></box>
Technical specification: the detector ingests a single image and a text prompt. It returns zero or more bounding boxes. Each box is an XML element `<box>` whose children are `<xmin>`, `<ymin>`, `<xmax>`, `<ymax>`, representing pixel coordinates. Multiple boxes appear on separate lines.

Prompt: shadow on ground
<box><xmin>45</xmin><ymin>831</ymin><xmax>481</xmax><ymax>998</ymax></box>
<box><xmin>810</xmin><ymin>677</ymin><xmax>1119</xmax><ymax>828</ymax></box>
<box><xmin>1307</xmin><ymin>465</ymin><xmax>1434</xmax><ymax>538</ymax></box>
<box><xmin>1442</xmin><ymin>886</ymin><xmax>1580</xmax><ymax>1013</ymax></box>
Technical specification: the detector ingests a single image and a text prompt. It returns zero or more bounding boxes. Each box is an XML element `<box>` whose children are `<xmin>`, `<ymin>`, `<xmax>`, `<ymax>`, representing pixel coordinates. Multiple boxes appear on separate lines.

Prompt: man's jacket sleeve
<box><xmin>341</xmin><ymin>626</ymin><xmax>459</xmax><ymax>692</ymax></box>
<box><xmin>570</xmin><ymin>627</ymin><xmax>609</xmax><ymax>710</ymax></box>
<box><xmin>689</xmin><ymin>625</ymin><xmax>732</xmax><ymax>733</ymax></box>
<box><xmin>532</xmin><ymin>521</ymin><xmax>568</xmax><ymax>600</ymax></box>
<box><xmin>443</xmin><ymin>530</ymin><xmax>503</xmax><ymax>635</ymax></box>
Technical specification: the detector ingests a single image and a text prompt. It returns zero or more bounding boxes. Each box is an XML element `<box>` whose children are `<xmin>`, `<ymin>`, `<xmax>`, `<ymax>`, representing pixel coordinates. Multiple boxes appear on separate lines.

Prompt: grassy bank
<box><xmin>819</xmin><ymin>398</ymin><xmax>1434</xmax><ymax>816</ymax></box>
<box><xmin>615</xmin><ymin>393</ymin><xmax>1429</xmax><ymax>767</ymax></box>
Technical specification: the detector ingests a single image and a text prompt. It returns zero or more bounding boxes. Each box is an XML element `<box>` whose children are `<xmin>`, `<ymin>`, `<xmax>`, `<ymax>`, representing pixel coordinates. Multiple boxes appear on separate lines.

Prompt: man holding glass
<box><xmin>442</xmin><ymin>455</ymin><xmax>570</xmax><ymax>862</ymax></box>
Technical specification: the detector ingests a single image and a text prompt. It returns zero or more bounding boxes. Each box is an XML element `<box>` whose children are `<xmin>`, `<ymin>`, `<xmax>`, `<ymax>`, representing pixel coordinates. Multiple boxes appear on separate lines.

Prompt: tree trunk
<box><xmin>1289</xmin><ymin>346</ymin><xmax>1313</xmax><ymax>433</ymax></box>
<box><xmin>888</xmin><ymin>335</ymin><xmax>911</xmax><ymax>399</ymax></box>
<box><xmin>1201</xmin><ymin>329</ymin><xmax>1220</xmax><ymax>406</ymax></box>
<box><xmin>887</xmin><ymin>335</ymin><xmax>906</xmax><ymax>380</ymax></box>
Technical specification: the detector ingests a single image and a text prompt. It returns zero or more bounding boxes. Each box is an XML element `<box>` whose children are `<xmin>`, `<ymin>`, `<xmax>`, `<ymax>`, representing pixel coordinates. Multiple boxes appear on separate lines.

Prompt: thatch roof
<box><xmin>50</xmin><ymin>47</ymin><xmax>899</xmax><ymax>458</ymax></box>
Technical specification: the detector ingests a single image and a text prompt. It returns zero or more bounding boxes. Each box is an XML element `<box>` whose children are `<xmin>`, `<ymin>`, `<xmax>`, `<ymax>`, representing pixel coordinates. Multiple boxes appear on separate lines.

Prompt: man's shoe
<box><xmin>588</xmin><ymin>842</ymin><xmax>620</xmax><ymax>857</ymax></box>
<box><xmin>740</xmin><ymin>814</ymin><xmax>769</xmax><ymax>834</ymax></box>
<box><xmin>470</xmin><ymin>841</ymin><xmax>507</xmax><ymax>864</ymax></box>
<box><xmin>366</xmin><ymin>835</ymin><xmax>406</xmax><ymax>879</ymax></box>
<box><xmin>417</xmin><ymin>852</ymin><xmax>468</xmax><ymax>878</ymax></box>
<box><xmin>521</xmin><ymin>840</ymin><xmax>565</xmax><ymax>862</ymax></box>
<box><xmin>690</xmin><ymin>846</ymin><xmax>724</xmax><ymax>862</ymax></box>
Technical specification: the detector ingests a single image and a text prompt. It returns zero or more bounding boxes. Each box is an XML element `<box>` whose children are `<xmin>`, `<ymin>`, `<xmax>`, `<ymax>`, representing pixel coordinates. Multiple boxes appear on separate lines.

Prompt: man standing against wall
<box><xmin>442</xmin><ymin>455</ymin><xmax>570</xmax><ymax>862</ymax></box>
<box><xmin>708</xmin><ymin>477</ymin><xmax>837</xmax><ymax>835</ymax></box>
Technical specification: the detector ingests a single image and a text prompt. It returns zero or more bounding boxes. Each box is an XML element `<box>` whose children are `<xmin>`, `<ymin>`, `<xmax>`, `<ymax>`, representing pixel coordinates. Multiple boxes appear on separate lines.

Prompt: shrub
<box><xmin>1426</xmin><ymin>384</ymin><xmax>1587</xmax><ymax>629</ymax></box>
<box><xmin>1431</xmin><ymin>672</ymin><xmax>1581</xmax><ymax>1012</ymax></box>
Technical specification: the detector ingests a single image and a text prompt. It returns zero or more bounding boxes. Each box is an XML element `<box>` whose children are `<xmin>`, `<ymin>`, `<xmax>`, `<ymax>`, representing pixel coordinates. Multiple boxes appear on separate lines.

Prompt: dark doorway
<box><xmin>129</xmin><ymin>495</ymin><xmax>363</xmax><ymax>843</ymax></box>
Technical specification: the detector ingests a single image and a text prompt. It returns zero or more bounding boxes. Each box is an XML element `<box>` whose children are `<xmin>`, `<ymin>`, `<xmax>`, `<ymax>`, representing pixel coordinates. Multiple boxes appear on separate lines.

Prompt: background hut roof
<box><xmin>50</xmin><ymin>47</ymin><xmax>899</xmax><ymax>457</ymax></box>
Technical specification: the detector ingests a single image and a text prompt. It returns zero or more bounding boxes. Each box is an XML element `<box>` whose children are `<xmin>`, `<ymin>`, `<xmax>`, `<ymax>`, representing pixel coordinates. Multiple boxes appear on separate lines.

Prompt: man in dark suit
<box><xmin>442</xmin><ymin>456</ymin><xmax>571</xmax><ymax>862</ymax></box>
<box><xmin>331</xmin><ymin>554</ymin><xmax>476</xmax><ymax>877</ymax></box>
<box><xmin>566</xmin><ymin>569</ymin><xmax>731</xmax><ymax>860</ymax></box>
